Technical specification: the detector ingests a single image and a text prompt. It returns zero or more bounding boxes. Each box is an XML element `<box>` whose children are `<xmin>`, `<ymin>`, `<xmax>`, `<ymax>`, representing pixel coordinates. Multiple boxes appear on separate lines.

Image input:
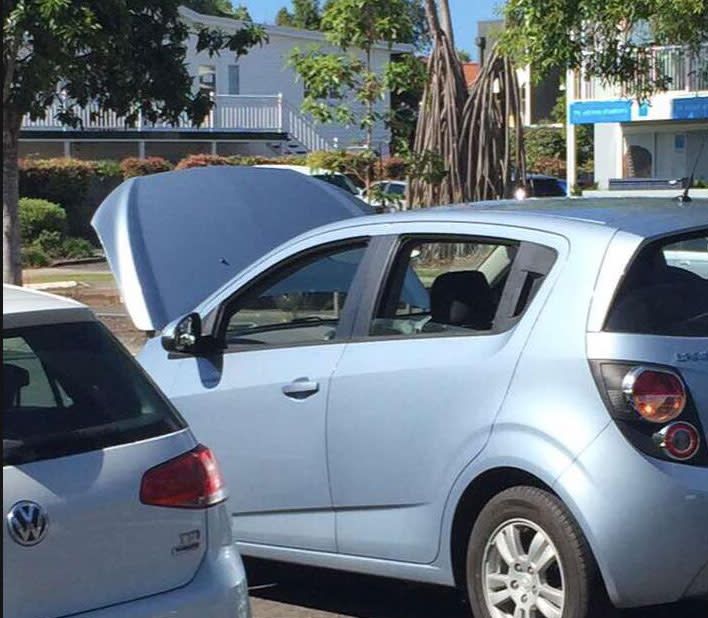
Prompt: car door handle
<box><xmin>282</xmin><ymin>378</ymin><xmax>320</xmax><ymax>399</ymax></box>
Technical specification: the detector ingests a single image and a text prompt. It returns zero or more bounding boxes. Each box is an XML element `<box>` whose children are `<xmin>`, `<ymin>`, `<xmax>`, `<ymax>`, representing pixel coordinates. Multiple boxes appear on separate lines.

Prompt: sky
<box><xmin>236</xmin><ymin>0</ymin><xmax>503</xmax><ymax>61</ymax></box>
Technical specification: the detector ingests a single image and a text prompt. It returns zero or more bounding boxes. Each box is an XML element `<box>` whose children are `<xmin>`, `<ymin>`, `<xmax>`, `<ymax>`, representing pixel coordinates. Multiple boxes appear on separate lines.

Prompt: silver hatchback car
<box><xmin>2</xmin><ymin>286</ymin><xmax>250</xmax><ymax>618</ymax></box>
<box><xmin>94</xmin><ymin>167</ymin><xmax>708</xmax><ymax>618</ymax></box>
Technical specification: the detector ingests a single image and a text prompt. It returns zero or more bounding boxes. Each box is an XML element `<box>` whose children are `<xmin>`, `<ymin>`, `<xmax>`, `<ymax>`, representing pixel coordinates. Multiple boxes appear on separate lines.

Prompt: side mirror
<box><xmin>162</xmin><ymin>312</ymin><xmax>202</xmax><ymax>354</ymax></box>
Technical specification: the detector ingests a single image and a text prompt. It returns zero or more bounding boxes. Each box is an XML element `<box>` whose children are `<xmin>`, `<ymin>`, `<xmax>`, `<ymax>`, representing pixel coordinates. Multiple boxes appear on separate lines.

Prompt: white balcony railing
<box><xmin>579</xmin><ymin>44</ymin><xmax>708</xmax><ymax>100</ymax></box>
<box><xmin>22</xmin><ymin>94</ymin><xmax>336</xmax><ymax>152</ymax></box>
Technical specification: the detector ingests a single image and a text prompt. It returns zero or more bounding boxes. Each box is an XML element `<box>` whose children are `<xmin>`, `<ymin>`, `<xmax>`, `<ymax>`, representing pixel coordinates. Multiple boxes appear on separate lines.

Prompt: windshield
<box><xmin>604</xmin><ymin>229</ymin><xmax>708</xmax><ymax>336</ymax></box>
<box><xmin>3</xmin><ymin>321</ymin><xmax>185</xmax><ymax>466</ymax></box>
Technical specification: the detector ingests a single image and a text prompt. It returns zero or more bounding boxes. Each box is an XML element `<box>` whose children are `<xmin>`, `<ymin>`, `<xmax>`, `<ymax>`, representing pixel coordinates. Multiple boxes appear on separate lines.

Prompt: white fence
<box><xmin>22</xmin><ymin>94</ymin><xmax>336</xmax><ymax>152</ymax></box>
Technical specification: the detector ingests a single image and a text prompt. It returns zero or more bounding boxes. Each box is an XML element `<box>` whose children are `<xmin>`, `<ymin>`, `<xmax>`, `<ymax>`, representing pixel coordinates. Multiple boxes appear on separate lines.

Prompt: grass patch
<box><xmin>23</xmin><ymin>272</ymin><xmax>115</xmax><ymax>284</ymax></box>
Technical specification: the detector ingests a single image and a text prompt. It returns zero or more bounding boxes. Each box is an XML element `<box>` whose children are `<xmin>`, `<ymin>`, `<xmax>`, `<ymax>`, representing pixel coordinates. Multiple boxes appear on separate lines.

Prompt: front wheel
<box><xmin>465</xmin><ymin>486</ymin><xmax>609</xmax><ymax>618</ymax></box>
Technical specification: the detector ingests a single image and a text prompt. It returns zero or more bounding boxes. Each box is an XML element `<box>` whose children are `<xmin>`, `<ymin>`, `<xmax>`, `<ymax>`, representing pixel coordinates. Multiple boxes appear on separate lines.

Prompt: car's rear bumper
<box><xmin>555</xmin><ymin>421</ymin><xmax>708</xmax><ymax>608</ymax></box>
<box><xmin>74</xmin><ymin>542</ymin><xmax>250</xmax><ymax>618</ymax></box>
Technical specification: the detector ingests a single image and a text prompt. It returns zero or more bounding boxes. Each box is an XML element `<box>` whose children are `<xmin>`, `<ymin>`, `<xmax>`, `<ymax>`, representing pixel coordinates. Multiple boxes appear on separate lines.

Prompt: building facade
<box><xmin>568</xmin><ymin>45</ymin><xmax>708</xmax><ymax>190</ymax></box>
<box><xmin>19</xmin><ymin>7</ymin><xmax>409</xmax><ymax>162</ymax></box>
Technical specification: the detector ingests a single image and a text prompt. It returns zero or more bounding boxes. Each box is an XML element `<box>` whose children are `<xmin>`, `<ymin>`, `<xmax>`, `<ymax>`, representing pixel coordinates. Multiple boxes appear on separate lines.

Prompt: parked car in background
<box><xmin>93</xmin><ymin>168</ymin><xmax>708</xmax><ymax>618</ymax></box>
<box><xmin>664</xmin><ymin>235</ymin><xmax>708</xmax><ymax>279</ymax></box>
<box><xmin>255</xmin><ymin>164</ymin><xmax>362</xmax><ymax>197</ymax></box>
<box><xmin>515</xmin><ymin>173</ymin><xmax>567</xmax><ymax>199</ymax></box>
<box><xmin>3</xmin><ymin>286</ymin><xmax>250</xmax><ymax>618</ymax></box>
<box><xmin>363</xmin><ymin>180</ymin><xmax>407</xmax><ymax>211</ymax></box>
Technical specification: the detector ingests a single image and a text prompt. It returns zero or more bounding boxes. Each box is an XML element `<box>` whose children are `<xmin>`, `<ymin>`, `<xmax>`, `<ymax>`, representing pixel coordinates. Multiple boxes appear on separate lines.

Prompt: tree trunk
<box><xmin>365</xmin><ymin>48</ymin><xmax>373</xmax><ymax>191</ymax></box>
<box><xmin>438</xmin><ymin>0</ymin><xmax>455</xmax><ymax>51</ymax></box>
<box><xmin>3</xmin><ymin>108</ymin><xmax>23</xmax><ymax>285</ymax></box>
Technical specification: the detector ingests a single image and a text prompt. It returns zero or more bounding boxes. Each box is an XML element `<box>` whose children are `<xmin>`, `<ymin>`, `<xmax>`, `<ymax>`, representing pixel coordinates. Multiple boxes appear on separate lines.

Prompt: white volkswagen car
<box><xmin>2</xmin><ymin>285</ymin><xmax>250</xmax><ymax>618</ymax></box>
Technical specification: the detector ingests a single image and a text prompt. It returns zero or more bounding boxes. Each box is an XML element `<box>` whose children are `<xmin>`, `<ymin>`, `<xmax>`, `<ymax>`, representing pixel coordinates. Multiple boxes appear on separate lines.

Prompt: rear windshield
<box><xmin>604</xmin><ymin>229</ymin><xmax>708</xmax><ymax>336</ymax></box>
<box><xmin>3</xmin><ymin>321</ymin><xmax>186</xmax><ymax>466</ymax></box>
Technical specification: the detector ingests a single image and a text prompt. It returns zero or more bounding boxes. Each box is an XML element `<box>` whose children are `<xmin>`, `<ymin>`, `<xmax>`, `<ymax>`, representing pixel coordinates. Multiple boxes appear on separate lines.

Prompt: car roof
<box><xmin>3</xmin><ymin>284</ymin><xmax>94</xmax><ymax>328</ymax></box>
<box><xmin>314</xmin><ymin>197</ymin><xmax>708</xmax><ymax>240</ymax></box>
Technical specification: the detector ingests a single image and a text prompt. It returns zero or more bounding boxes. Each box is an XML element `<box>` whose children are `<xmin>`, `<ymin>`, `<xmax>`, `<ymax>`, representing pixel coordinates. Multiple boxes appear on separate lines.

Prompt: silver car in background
<box><xmin>2</xmin><ymin>286</ymin><xmax>250</xmax><ymax>618</ymax></box>
<box><xmin>93</xmin><ymin>166</ymin><xmax>708</xmax><ymax>618</ymax></box>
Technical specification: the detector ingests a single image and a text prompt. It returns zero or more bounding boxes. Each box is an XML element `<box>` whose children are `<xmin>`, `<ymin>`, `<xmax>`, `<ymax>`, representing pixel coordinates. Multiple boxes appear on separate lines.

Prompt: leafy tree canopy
<box><xmin>275</xmin><ymin>0</ymin><xmax>322</xmax><ymax>30</ymax></box>
<box><xmin>184</xmin><ymin>1</ymin><xmax>252</xmax><ymax>20</ymax></box>
<box><xmin>500</xmin><ymin>0</ymin><xmax>708</xmax><ymax>99</ymax></box>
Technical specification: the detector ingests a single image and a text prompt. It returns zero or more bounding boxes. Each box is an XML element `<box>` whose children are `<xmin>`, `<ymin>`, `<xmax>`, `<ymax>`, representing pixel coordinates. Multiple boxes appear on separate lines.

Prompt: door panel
<box><xmin>159</xmin><ymin>241</ymin><xmax>371</xmax><ymax>552</ymax></box>
<box><xmin>169</xmin><ymin>345</ymin><xmax>345</xmax><ymax>551</ymax></box>
<box><xmin>327</xmin><ymin>232</ymin><xmax>560</xmax><ymax>563</ymax></box>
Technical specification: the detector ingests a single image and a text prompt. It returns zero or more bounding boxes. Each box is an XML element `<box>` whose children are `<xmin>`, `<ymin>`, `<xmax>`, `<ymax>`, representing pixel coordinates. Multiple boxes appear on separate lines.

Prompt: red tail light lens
<box><xmin>654</xmin><ymin>422</ymin><xmax>700</xmax><ymax>461</ymax></box>
<box><xmin>622</xmin><ymin>367</ymin><xmax>686</xmax><ymax>423</ymax></box>
<box><xmin>140</xmin><ymin>445</ymin><xmax>227</xmax><ymax>509</ymax></box>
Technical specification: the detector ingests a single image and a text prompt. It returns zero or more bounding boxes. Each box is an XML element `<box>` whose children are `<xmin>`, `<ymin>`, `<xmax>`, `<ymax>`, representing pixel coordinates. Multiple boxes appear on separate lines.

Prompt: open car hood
<box><xmin>92</xmin><ymin>166</ymin><xmax>371</xmax><ymax>331</ymax></box>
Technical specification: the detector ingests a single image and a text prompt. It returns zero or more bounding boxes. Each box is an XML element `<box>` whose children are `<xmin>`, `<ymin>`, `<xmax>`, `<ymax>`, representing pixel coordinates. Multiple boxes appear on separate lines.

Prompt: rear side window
<box><xmin>3</xmin><ymin>322</ymin><xmax>185</xmax><ymax>466</ymax></box>
<box><xmin>605</xmin><ymin>229</ymin><xmax>708</xmax><ymax>336</ymax></box>
<box><xmin>370</xmin><ymin>237</ymin><xmax>555</xmax><ymax>338</ymax></box>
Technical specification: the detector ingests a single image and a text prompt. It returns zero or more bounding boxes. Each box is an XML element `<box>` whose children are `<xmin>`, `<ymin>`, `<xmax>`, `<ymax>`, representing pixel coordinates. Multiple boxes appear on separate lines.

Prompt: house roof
<box><xmin>179</xmin><ymin>7</ymin><xmax>414</xmax><ymax>54</ymax></box>
<box><xmin>462</xmin><ymin>62</ymin><xmax>480</xmax><ymax>87</ymax></box>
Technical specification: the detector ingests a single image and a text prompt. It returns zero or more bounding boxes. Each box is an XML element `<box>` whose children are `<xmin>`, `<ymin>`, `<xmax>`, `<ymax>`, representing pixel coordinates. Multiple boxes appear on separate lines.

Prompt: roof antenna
<box><xmin>677</xmin><ymin>132</ymin><xmax>707</xmax><ymax>204</ymax></box>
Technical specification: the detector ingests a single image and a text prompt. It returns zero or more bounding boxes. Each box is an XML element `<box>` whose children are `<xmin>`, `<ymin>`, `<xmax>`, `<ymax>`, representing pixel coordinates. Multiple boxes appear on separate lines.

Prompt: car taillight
<box><xmin>622</xmin><ymin>367</ymin><xmax>686</xmax><ymax>423</ymax></box>
<box><xmin>590</xmin><ymin>361</ymin><xmax>706</xmax><ymax>466</ymax></box>
<box><xmin>140</xmin><ymin>445</ymin><xmax>227</xmax><ymax>509</ymax></box>
<box><xmin>654</xmin><ymin>422</ymin><xmax>701</xmax><ymax>461</ymax></box>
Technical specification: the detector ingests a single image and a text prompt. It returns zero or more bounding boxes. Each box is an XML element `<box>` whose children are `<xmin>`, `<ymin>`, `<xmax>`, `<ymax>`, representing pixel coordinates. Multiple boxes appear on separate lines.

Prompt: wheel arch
<box><xmin>448</xmin><ymin>466</ymin><xmax>557</xmax><ymax>588</ymax></box>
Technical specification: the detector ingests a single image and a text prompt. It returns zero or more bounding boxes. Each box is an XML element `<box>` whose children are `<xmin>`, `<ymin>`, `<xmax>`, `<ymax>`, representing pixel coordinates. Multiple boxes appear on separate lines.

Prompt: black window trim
<box><xmin>209</xmin><ymin>236</ymin><xmax>377</xmax><ymax>354</ymax></box>
<box><xmin>349</xmin><ymin>233</ymin><xmax>558</xmax><ymax>342</ymax></box>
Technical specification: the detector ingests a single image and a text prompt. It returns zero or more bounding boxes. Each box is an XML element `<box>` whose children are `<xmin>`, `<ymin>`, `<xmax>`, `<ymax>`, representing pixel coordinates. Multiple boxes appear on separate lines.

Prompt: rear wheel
<box><xmin>465</xmin><ymin>486</ymin><xmax>608</xmax><ymax>618</ymax></box>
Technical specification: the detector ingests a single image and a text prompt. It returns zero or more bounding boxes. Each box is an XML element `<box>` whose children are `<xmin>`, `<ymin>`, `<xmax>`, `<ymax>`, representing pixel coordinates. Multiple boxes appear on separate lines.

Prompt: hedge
<box><xmin>121</xmin><ymin>157</ymin><xmax>174</xmax><ymax>178</ymax></box>
<box><xmin>19</xmin><ymin>158</ymin><xmax>123</xmax><ymax>239</ymax></box>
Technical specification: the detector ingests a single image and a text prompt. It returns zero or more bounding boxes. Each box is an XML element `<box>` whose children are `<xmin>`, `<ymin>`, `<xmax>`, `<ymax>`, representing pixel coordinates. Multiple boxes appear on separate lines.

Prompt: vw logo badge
<box><xmin>6</xmin><ymin>501</ymin><xmax>49</xmax><ymax>546</ymax></box>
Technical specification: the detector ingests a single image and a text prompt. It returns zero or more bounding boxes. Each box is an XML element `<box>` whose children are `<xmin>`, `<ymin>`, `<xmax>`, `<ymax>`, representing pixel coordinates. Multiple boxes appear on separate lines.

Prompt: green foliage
<box><xmin>32</xmin><ymin>230</ymin><xmax>64</xmax><ymax>257</ymax></box>
<box><xmin>21</xmin><ymin>245</ymin><xmax>51</xmax><ymax>268</ymax></box>
<box><xmin>457</xmin><ymin>49</ymin><xmax>472</xmax><ymax>63</ymax></box>
<box><xmin>94</xmin><ymin>160</ymin><xmax>123</xmax><ymax>179</ymax></box>
<box><xmin>60</xmin><ymin>237</ymin><xmax>96</xmax><ymax>259</ymax></box>
<box><xmin>4</xmin><ymin>0</ymin><xmax>267</xmax><ymax>130</ymax></box>
<box><xmin>120</xmin><ymin>157</ymin><xmax>174</xmax><ymax>178</ymax></box>
<box><xmin>276</xmin><ymin>1</ymin><xmax>322</xmax><ymax>30</ymax></box>
<box><xmin>18</xmin><ymin>198</ymin><xmax>67</xmax><ymax>244</ymax></box>
<box><xmin>183</xmin><ymin>1</ymin><xmax>252</xmax><ymax>20</ymax></box>
<box><xmin>19</xmin><ymin>159</ymin><xmax>99</xmax><ymax>238</ymax></box>
<box><xmin>500</xmin><ymin>0</ymin><xmax>708</xmax><ymax>100</ymax></box>
<box><xmin>289</xmin><ymin>0</ymin><xmax>424</xmax><ymax>175</ymax></box>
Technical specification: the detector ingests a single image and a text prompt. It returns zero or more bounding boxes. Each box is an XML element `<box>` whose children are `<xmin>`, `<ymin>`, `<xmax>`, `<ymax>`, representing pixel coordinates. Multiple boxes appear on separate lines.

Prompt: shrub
<box><xmin>379</xmin><ymin>156</ymin><xmax>406</xmax><ymax>180</ymax></box>
<box><xmin>20</xmin><ymin>158</ymin><xmax>99</xmax><ymax>239</ymax></box>
<box><xmin>18</xmin><ymin>198</ymin><xmax>67</xmax><ymax>243</ymax></box>
<box><xmin>21</xmin><ymin>245</ymin><xmax>51</xmax><ymax>268</ymax></box>
<box><xmin>94</xmin><ymin>159</ymin><xmax>123</xmax><ymax>178</ymax></box>
<box><xmin>33</xmin><ymin>230</ymin><xmax>64</xmax><ymax>257</ymax></box>
<box><xmin>61</xmin><ymin>237</ymin><xmax>96</xmax><ymax>259</ymax></box>
<box><xmin>175</xmin><ymin>154</ymin><xmax>234</xmax><ymax>169</ymax></box>
<box><xmin>120</xmin><ymin>157</ymin><xmax>174</xmax><ymax>178</ymax></box>
<box><xmin>528</xmin><ymin>156</ymin><xmax>566</xmax><ymax>178</ymax></box>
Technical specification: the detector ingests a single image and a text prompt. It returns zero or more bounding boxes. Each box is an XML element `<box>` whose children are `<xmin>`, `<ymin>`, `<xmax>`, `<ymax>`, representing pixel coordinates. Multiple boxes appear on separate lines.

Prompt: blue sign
<box><xmin>673</xmin><ymin>97</ymin><xmax>708</xmax><ymax>120</ymax></box>
<box><xmin>569</xmin><ymin>100</ymin><xmax>632</xmax><ymax>124</ymax></box>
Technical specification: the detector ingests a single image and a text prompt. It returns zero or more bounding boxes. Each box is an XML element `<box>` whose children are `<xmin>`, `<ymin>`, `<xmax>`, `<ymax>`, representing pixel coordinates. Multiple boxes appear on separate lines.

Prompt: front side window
<box><xmin>3</xmin><ymin>322</ymin><xmax>185</xmax><ymax>466</ymax></box>
<box><xmin>224</xmin><ymin>243</ymin><xmax>367</xmax><ymax>347</ymax></box>
<box><xmin>371</xmin><ymin>238</ymin><xmax>520</xmax><ymax>337</ymax></box>
<box><xmin>605</xmin><ymin>229</ymin><xmax>708</xmax><ymax>336</ymax></box>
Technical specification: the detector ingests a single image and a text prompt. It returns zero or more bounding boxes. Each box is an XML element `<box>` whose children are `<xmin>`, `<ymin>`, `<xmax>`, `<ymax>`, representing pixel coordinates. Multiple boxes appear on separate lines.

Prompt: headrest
<box><xmin>430</xmin><ymin>270</ymin><xmax>495</xmax><ymax>330</ymax></box>
<box><xmin>3</xmin><ymin>363</ymin><xmax>30</xmax><ymax>408</ymax></box>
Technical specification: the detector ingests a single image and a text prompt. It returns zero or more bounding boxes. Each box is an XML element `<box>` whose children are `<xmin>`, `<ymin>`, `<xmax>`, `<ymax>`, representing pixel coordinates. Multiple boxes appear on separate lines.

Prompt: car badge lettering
<box><xmin>6</xmin><ymin>501</ymin><xmax>49</xmax><ymax>546</ymax></box>
<box><xmin>675</xmin><ymin>351</ymin><xmax>708</xmax><ymax>362</ymax></box>
<box><xmin>172</xmin><ymin>529</ymin><xmax>201</xmax><ymax>555</ymax></box>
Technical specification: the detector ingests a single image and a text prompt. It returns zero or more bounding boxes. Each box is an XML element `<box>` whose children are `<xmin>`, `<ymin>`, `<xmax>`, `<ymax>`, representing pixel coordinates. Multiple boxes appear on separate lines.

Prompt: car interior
<box><xmin>605</xmin><ymin>235</ymin><xmax>708</xmax><ymax>336</ymax></box>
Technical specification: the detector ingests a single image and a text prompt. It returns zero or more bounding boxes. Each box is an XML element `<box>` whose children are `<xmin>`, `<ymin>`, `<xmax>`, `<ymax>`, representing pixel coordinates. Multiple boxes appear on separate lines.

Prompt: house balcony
<box><xmin>21</xmin><ymin>94</ymin><xmax>338</xmax><ymax>153</ymax></box>
<box><xmin>577</xmin><ymin>44</ymin><xmax>708</xmax><ymax>101</ymax></box>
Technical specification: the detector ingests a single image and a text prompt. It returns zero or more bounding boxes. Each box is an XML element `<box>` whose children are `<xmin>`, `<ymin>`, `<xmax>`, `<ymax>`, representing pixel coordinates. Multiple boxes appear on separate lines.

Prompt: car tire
<box><xmin>465</xmin><ymin>486</ymin><xmax>612</xmax><ymax>618</ymax></box>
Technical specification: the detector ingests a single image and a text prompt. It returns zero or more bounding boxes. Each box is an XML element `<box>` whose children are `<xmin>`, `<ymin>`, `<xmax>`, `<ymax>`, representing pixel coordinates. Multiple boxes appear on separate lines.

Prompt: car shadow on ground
<box><xmin>245</xmin><ymin>558</ymin><xmax>707</xmax><ymax>618</ymax></box>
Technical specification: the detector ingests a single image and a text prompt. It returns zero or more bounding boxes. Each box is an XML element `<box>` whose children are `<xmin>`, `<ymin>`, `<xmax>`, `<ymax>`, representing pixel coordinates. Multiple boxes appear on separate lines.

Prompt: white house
<box><xmin>566</xmin><ymin>44</ymin><xmax>708</xmax><ymax>192</ymax></box>
<box><xmin>19</xmin><ymin>6</ymin><xmax>411</xmax><ymax>162</ymax></box>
